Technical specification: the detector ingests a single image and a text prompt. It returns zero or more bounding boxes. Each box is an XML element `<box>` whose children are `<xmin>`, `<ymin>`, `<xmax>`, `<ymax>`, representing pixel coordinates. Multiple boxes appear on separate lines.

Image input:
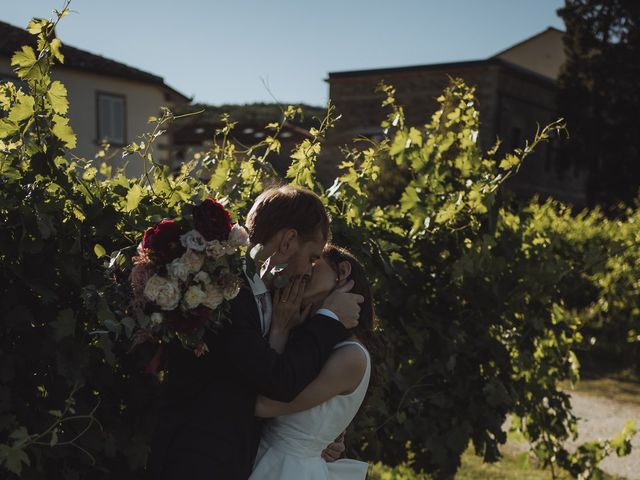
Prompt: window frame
<box><xmin>96</xmin><ymin>91</ymin><xmax>127</xmax><ymax>146</ymax></box>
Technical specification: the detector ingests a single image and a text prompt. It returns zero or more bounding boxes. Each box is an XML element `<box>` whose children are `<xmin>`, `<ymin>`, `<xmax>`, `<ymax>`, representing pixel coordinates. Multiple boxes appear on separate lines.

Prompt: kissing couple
<box><xmin>149</xmin><ymin>185</ymin><xmax>378</xmax><ymax>480</ymax></box>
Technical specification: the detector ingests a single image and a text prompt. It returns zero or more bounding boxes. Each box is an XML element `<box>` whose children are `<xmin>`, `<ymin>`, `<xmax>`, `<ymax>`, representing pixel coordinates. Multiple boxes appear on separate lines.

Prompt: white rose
<box><xmin>194</xmin><ymin>342</ymin><xmax>210</xmax><ymax>358</ymax></box>
<box><xmin>156</xmin><ymin>282</ymin><xmax>181</xmax><ymax>311</ymax></box>
<box><xmin>150</xmin><ymin>312</ymin><xmax>164</xmax><ymax>325</ymax></box>
<box><xmin>223</xmin><ymin>282</ymin><xmax>240</xmax><ymax>301</ymax></box>
<box><xmin>205</xmin><ymin>240</ymin><xmax>225</xmax><ymax>259</ymax></box>
<box><xmin>228</xmin><ymin>224</ymin><xmax>249</xmax><ymax>247</ymax></box>
<box><xmin>143</xmin><ymin>274</ymin><xmax>163</xmax><ymax>301</ymax></box>
<box><xmin>183</xmin><ymin>285</ymin><xmax>207</xmax><ymax>309</ymax></box>
<box><xmin>180</xmin><ymin>229</ymin><xmax>206</xmax><ymax>252</ymax></box>
<box><xmin>144</xmin><ymin>275</ymin><xmax>181</xmax><ymax>311</ymax></box>
<box><xmin>167</xmin><ymin>257</ymin><xmax>189</xmax><ymax>282</ymax></box>
<box><xmin>220</xmin><ymin>273</ymin><xmax>242</xmax><ymax>300</ymax></box>
<box><xmin>202</xmin><ymin>284</ymin><xmax>224</xmax><ymax>310</ymax></box>
<box><xmin>183</xmin><ymin>249</ymin><xmax>205</xmax><ymax>273</ymax></box>
<box><xmin>193</xmin><ymin>271</ymin><xmax>211</xmax><ymax>285</ymax></box>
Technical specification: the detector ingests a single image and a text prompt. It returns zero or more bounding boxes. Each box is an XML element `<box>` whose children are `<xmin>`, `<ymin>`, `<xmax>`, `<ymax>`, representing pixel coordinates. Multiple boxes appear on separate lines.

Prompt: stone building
<box><xmin>0</xmin><ymin>20</ymin><xmax>189</xmax><ymax>177</ymax></box>
<box><xmin>323</xmin><ymin>27</ymin><xmax>587</xmax><ymax>206</ymax></box>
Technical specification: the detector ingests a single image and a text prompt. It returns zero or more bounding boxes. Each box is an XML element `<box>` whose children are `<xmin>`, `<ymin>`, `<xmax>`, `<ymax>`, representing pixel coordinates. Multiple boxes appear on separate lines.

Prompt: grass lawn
<box><xmin>368</xmin><ymin>374</ymin><xmax>637</xmax><ymax>479</ymax></box>
<box><xmin>457</xmin><ymin>449</ymin><xmax>571</xmax><ymax>480</ymax></box>
<box><xmin>369</xmin><ymin>447</ymin><xmax>626</xmax><ymax>479</ymax></box>
<box><xmin>368</xmin><ymin>449</ymin><xmax>573</xmax><ymax>480</ymax></box>
<box><xmin>561</xmin><ymin>370</ymin><xmax>640</xmax><ymax>407</ymax></box>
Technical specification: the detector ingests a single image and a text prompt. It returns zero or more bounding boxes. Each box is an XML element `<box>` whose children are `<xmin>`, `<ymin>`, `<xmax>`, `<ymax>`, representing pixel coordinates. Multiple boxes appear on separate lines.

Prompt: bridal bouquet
<box><xmin>126</xmin><ymin>198</ymin><xmax>249</xmax><ymax>357</ymax></box>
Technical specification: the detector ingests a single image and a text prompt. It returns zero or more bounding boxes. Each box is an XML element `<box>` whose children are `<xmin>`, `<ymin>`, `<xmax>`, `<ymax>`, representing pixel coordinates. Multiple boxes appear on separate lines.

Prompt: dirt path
<box><xmin>502</xmin><ymin>390</ymin><xmax>639</xmax><ymax>479</ymax></box>
<box><xmin>567</xmin><ymin>391</ymin><xmax>640</xmax><ymax>480</ymax></box>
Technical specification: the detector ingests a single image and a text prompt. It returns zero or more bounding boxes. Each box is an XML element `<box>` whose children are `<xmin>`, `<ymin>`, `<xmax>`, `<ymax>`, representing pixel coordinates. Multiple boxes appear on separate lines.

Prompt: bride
<box><xmin>250</xmin><ymin>245</ymin><xmax>378</xmax><ymax>479</ymax></box>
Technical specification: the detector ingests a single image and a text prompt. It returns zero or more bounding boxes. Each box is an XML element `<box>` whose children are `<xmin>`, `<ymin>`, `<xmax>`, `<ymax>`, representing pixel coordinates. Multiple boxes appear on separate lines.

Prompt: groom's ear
<box><xmin>278</xmin><ymin>229</ymin><xmax>299</xmax><ymax>255</ymax></box>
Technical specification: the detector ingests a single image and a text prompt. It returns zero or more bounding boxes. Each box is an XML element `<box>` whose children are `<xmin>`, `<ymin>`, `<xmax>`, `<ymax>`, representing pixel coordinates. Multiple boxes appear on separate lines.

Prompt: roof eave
<box><xmin>327</xmin><ymin>58</ymin><xmax>496</xmax><ymax>81</ymax></box>
<box><xmin>162</xmin><ymin>83</ymin><xmax>191</xmax><ymax>104</ymax></box>
<box><xmin>326</xmin><ymin>57</ymin><xmax>556</xmax><ymax>89</ymax></box>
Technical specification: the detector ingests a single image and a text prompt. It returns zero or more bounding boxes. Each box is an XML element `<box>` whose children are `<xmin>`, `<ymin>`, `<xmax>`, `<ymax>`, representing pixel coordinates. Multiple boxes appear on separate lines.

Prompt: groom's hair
<box><xmin>246</xmin><ymin>185</ymin><xmax>329</xmax><ymax>245</ymax></box>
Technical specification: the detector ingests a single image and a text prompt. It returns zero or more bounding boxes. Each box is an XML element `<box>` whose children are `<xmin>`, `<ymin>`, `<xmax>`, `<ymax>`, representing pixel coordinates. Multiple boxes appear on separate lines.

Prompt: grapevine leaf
<box><xmin>50</xmin><ymin>38</ymin><xmax>65</xmax><ymax>63</ymax></box>
<box><xmin>11</xmin><ymin>46</ymin><xmax>38</xmax><ymax>81</ymax></box>
<box><xmin>94</xmin><ymin>244</ymin><xmax>106</xmax><ymax>258</ymax></box>
<box><xmin>52</xmin><ymin>114</ymin><xmax>77</xmax><ymax>148</ymax></box>
<box><xmin>125</xmin><ymin>184</ymin><xmax>143</xmax><ymax>212</ymax></box>
<box><xmin>51</xmin><ymin>309</ymin><xmax>76</xmax><ymax>341</ymax></box>
<box><xmin>47</xmin><ymin>81</ymin><xmax>69</xmax><ymax>114</ymax></box>
<box><xmin>0</xmin><ymin>444</ymin><xmax>31</xmax><ymax>475</ymax></box>
<box><xmin>7</xmin><ymin>95</ymin><xmax>35</xmax><ymax>123</ymax></box>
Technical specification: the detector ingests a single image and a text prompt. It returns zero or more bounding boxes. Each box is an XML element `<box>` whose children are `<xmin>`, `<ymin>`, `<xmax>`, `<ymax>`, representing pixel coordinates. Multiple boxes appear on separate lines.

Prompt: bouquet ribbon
<box><xmin>145</xmin><ymin>343</ymin><xmax>165</xmax><ymax>374</ymax></box>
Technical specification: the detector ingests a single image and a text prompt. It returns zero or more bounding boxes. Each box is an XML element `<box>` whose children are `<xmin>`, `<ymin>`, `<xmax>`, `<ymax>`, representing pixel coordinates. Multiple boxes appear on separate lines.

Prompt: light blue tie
<box><xmin>256</xmin><ymin>292</ymin><xmax>269</xmax><ymax>336</ymax></box>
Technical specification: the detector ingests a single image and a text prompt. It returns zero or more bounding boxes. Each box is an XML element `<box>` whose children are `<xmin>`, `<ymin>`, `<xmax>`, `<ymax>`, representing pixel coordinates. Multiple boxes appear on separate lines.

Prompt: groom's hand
<box><xmin>321</xmin><ymin>280</ymin><xmax>363</xmax><ymax>330</ymax></box>
<box><xmin>321</xmin><ymin>432</ymin><xmax>346</xmax><ymax>462</ymax></box>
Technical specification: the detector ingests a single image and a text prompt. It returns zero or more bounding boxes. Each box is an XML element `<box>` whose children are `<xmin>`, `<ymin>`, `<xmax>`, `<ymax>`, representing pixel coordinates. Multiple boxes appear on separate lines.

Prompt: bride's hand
<box><xmin>271</xmin><ymin>276</ymin><xmax>311</xmax><ymax>334</ymax></box>
<box><xmin>321</xmin><ymin>431</ymin><xmax>346</xmax><ymax>462</ymax></box>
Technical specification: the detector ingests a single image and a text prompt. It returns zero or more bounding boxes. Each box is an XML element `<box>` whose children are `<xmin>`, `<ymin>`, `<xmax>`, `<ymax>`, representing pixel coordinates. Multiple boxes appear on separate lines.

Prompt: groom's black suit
<box><xmin>149</xmin><ymin>281</ymin><xmax>349</xmax><ymax>479</ymax></box>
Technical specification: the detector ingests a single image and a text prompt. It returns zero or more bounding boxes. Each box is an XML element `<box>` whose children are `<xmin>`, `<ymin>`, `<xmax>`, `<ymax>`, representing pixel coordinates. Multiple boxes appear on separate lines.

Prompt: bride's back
<box><xmin>259</xmin><ymin>341</ymin><xmax>370</xmax><ymax>459</ymax></box>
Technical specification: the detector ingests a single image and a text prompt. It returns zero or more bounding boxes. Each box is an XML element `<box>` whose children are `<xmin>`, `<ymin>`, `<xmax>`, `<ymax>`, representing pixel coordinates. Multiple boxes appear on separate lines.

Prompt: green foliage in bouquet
<box><xmin>0</xmin><ymin>6</ymin><xmax>638</xmax><ymax>480</ymax></box>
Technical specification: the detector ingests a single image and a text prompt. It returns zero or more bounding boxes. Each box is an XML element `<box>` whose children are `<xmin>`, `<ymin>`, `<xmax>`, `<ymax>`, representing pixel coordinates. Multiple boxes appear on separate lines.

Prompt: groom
<box><xmin>149</xmin><ymin>185</ymin><xmax>363</xmax><ymax>479</ymax></box>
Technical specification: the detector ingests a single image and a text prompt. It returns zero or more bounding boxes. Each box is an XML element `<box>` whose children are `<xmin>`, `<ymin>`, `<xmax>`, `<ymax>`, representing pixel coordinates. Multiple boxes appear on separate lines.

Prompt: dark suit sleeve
<box><xmin>220</xmin><ymin>287</ymin><xmax>349</xmax><ymax>402</ymax></box>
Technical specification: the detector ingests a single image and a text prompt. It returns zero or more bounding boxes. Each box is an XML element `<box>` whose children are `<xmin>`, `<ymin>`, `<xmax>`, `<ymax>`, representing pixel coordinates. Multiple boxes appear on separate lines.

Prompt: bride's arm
<box><xmin>255</xmin><ymin>345</ymin><xmax>367</xmax><ymax>418</ymax></box>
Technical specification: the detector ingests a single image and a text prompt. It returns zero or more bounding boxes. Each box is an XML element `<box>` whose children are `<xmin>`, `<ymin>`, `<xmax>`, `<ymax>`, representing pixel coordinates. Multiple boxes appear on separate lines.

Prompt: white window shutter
<box><xmin>97</xmin><ymin>93</ymin><xmax>125</xmax><ymax>144</ymax></box>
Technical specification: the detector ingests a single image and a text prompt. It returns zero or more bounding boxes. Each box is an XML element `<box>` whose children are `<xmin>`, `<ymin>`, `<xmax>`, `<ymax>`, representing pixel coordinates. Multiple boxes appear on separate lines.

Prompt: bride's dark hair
<box><xmin>322</xmin><ymin>244</ymin><xmax>382</xmax><ymax>396</ymax></box>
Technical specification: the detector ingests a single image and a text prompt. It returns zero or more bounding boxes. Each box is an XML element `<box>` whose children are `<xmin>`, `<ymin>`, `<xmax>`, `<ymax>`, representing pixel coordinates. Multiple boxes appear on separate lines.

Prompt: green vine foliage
<box><xmin>0</xmin><ymin>9</ymin><xmax>637</xmax><ymax>480</ymax></box>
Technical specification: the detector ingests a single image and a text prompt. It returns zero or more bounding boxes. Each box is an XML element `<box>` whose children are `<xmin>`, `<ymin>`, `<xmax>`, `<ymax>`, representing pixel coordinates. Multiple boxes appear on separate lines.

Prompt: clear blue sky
<box><xmin>4</xmin><ymin>1</ymin><xmax>565</xmax><ymax>106</ymax></box>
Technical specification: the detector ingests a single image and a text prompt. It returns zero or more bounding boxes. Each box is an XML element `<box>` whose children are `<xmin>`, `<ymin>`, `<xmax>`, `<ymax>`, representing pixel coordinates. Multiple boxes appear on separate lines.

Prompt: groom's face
<box><xmin>281</xmin><ymin>231</ymin><xmax>325</xmax><ymax>280</ymax></box>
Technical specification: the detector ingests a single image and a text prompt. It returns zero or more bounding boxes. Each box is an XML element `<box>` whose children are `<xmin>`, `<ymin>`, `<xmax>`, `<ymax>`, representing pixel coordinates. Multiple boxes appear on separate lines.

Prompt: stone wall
<box><xmin>493</xmin><ymin>68</ymin><xmax>586</xmax><ymax>205</ymax></box>
<box><xmin>320</xmin><ymin>63</ymin><xmax>501</xmax><ymax>181</ymax></box>
<box><xmin>320</xmin><ymin>61</ymin><xmax>586</xmax><ymax>206</ymax></box>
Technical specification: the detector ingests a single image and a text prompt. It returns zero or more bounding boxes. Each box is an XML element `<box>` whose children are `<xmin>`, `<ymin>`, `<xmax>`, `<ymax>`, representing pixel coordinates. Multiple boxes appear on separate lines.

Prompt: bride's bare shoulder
<box><xmin>327</xmin><ymin>343</ymin><xmax>368</xmax><ymax>376</ymax></box>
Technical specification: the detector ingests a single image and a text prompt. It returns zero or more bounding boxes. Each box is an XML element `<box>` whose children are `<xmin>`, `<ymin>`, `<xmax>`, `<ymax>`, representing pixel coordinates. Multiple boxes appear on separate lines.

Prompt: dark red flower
<box><xmin>193</xmin><ymin>198</ymin><xmax>232</xmax><ymax>241</ymax></box>
<box><xmin>141</xmin><ymin>219</ymin><xmax>184</xmax><ymax>264</ymax></box>
<box><xmin>168</xmin><ymin>307</ymin><xmax>211</xmax><ymax>335</ymax></box>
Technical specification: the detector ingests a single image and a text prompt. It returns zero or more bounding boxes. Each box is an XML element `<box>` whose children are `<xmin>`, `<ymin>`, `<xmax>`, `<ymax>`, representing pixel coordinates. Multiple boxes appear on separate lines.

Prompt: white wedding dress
<box><xmin>249</xmin><ymin>341</ymin><xmax>371</xmax><ymax>480</ymax></box>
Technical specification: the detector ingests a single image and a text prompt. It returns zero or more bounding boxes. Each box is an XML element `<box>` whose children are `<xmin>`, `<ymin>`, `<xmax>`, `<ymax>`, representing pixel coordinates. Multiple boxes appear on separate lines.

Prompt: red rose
<box><xmin>193</xmin><ymin>198</ymin><xmax>232</xmax><ymax>241</ymax></box>
<box><xmin>141</xmin><ymin>219</ymin><xmax>184</xmax><ymax>264</ymax></box>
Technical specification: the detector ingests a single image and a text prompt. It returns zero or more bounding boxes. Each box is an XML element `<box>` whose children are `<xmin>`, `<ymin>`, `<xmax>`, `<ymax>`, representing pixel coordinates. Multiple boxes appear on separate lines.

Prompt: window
<box><xmin>97</xmin><ymin>92</ymin><xmax>126</xmax><ymax>145</ymax></box>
